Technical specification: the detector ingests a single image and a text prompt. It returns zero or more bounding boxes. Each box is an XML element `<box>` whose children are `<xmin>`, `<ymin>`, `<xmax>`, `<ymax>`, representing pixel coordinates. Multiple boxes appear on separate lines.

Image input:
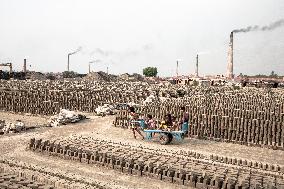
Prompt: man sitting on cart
<box><xmin>159</xmin><ymin>114</ymin><xmax>173</xmax><ymax>131</ymax></box>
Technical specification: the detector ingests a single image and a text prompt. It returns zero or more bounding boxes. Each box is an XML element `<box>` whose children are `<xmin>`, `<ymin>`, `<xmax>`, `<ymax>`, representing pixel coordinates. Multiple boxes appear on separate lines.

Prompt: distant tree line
<box><xmin>239</xmin><ymin>71</ymin><xmax>283</xmax><ymax>79</ymax></box>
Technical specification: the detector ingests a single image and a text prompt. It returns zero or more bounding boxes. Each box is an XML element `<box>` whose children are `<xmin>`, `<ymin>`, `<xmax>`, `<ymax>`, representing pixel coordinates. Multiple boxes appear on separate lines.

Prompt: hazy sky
<box><xmin>0</xmin><ymin>0</ymin><xmax>284</xmax><ymax>76</ymax></box>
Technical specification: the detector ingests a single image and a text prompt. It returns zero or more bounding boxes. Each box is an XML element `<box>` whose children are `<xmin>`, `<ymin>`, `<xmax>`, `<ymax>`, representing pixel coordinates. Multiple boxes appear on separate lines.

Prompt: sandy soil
<box><xmin>0</xmin><ymin>112</ymin><xmax>284</xmax><ymax>188</ymax></box>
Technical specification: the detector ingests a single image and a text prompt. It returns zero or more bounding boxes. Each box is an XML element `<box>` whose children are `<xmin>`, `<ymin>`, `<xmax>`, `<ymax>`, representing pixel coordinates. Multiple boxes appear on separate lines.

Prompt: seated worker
<box><xmin>171</xmin><ymin>115</ymin><xmax>178</xmax><ymax>131</ymax></box>
<box><xmin>179</xmin><ymin>106</ymin><xmax>189</xmax><ymax>134</ymax></box>
<box><xmin>128</xmin><ymin>106</ymin><xmax>144</xmax><ymax>140</ymax></box>
<box><xmin>159</xmin><ymin>114</ymin><xmax>173</xmax><ymax>131</ymax></box>
<box><xmin>145</xmin><ymin>114</ymin><xmax>156</xmax><ymax>130</ymax></box>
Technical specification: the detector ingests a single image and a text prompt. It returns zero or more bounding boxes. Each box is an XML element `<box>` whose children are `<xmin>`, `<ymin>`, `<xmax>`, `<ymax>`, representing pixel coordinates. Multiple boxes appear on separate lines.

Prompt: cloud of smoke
<box><xmin>69</xmin><ymin>46</ymin><xmax>82</xmax><ymax>55</ymax></box>
<box><xmin>233</xmin><ymin>19</ymin><xmax>284</xmax><ymax>33</ymax></box>
<box><xmin>89</xmin><ymin>43</ymin><xmax>153</xmax><ymax>57</ymax></box>
<box><xmin>89</xmin><ymin>59</ymin><xmax>102</xmax><ymax>64</ymax></box>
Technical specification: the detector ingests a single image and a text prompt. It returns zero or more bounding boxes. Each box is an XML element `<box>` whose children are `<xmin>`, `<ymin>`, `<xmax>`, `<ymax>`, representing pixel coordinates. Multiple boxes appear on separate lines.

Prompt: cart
<box><xmin>131</xmin><ymin>120</ymin><xmax>185</xmax><ymax>145</ymax></box>
<box><xmin>144</xmin><ymin>130</ymin><xmax>185</xmax><ymax>145</ymax></box>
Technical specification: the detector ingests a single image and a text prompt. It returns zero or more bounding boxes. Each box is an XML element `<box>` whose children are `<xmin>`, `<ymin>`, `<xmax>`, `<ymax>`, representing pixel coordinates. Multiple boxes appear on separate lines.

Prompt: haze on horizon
<box><xmin>0</xmin><ymin>0</ymin><xmax>284</xmax><ymax>77</ymax></box>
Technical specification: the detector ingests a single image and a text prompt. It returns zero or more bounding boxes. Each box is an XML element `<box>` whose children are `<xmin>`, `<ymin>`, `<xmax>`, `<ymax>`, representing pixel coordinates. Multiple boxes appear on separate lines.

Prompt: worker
<box><xmin>145</xmin><ymin>114</ymin><xmax>156</xmax><ymax>130</ymax></box>
<box><xmin>128</xmin><ymin>106</ymin><xmax>144</xmax><ymax>140</ymax></box>
<box><xmin>180</xmin><ymin>106</ymin><xmax>189</xmax><ymax>134</ymax></box>
<box><xmin>159</xmin><ymin>114</ymin><xmax>173</xmax><ymax>131</ymax></box>
<box><xmin>172</xmin><ymin>115</ymin><xmax>178</xmax><ymax>131</ymax></box>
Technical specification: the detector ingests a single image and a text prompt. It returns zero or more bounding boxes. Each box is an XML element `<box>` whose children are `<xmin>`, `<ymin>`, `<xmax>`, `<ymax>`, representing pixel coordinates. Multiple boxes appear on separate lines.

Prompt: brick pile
<box><xmin>29</xmin><ymin>137</ymin><xmax>284</xmax><ymax>189</ymax></box>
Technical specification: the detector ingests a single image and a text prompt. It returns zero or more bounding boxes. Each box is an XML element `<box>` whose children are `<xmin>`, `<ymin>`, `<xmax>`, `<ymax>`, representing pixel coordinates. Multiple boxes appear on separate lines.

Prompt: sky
<box><xmin>0</xmin><ymin>0</ymin><xmax>283</xmax><ymax>76</ymax></box>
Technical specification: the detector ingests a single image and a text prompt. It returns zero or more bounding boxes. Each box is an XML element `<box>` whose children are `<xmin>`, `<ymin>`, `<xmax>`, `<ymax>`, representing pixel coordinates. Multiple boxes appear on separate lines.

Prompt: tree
<box><xmin>143</xmin><ymin>67</ymin><xmax>158</xmax><ymax>77</ymax></box>
<box><xmin>270</xmin><ymin>71</ymin><xmax>278</xmax><ymax>78</ymax></box>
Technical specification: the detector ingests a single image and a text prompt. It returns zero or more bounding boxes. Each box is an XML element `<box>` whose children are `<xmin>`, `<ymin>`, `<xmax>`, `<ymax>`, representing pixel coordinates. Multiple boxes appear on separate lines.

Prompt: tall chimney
<box><xmin>23</xmin><ymin>59</ymin><xmax>27</xmax><ymax>73</ymax></box>
<box><xmin>88</xmin><ymin>62</ymin><xmax>91</xmax><ymax>74</ymax></box>
<box><xmin>195</xmin><ymin>54</ymin><xmax>199</xmax><ymax>77</ymax></box>
<box><xmin>67</xmin><ymin>54</ymin><xmax>70</xmax><ymax>72</ymax></box>
<box><xmin>226</xmin><ymin>32</ymin><xmax>234</xmax><ymax>79</ymax></box>
<box><xmin>176</xmin><ymin>60</ymin><xmax>179</xmax><ymax>77</ymax></box>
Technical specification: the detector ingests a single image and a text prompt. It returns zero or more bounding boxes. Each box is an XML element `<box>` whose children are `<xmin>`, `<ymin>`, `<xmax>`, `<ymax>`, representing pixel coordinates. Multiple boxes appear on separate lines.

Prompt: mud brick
<box><xmin>148</xmin><ymin>166</ymin><xmax>160</xmax><ymax>179</ymax></box>
<box><xmin>89</xmin><ymin>153</ymin><xmax>99</xmax><ymax>164</ymax></box>
<box><xmin>125</xmin><ymin>160</ymin><xmax>134</xmax><ymax>174</ymax></box>
<box><xmin>276</xmin><ymin>122</ymin><xmax>281</xmax><ymax>147</ymax></box>
<box><xmin>202</xmin><ymin>175</ymin><xmax>211</xmax><ymax>187</ymax></box>
<box><xmin>63</xmin><ymin>149</ymin><xmax>73</xmax><ymax>160</ymax></box>
<box><xmin>71</xmin><ymin>150</ymin><xmax>82</xmax><ymax>162</ymax></box>
<box><xmin>29</xmin><ymin>138</ymin><xmax>35</xmax><ymax>149</ymax></box>
<box><xmin>208</xmin><ymin>175</ymin><xmax>224</xmax><ymax>189</ymax></box>
<box><xmin>161</xmin><ymin>169</ymin><xmax>169</xmax><ymax>182</ymax></box>
<box><xmin>39</xmin><ymin>140</ymin><xmax>49</xmax><ymax>152</ymax></box>
<box><xmin>58</xmin><ymin>146</ymin><xmax>68</xmax><ymax>158</ymax></box>
<box><xmin>184</xmin><ymin>172</ymin><xmax>197</xmax><ymax>188</ymax></box>
<box><xmin>166</xmin><ymin>169</ymin><xmax>175</xmax><ymax>182</ymax></box>
<box><xmin>33</xmin><ymin>139</ymin><xmax>42</xmax><ymax>151</ymax></box>
<box><xmin>195</xmin><ymin>175</ymin><xmax>205</xmax><ymax>189</ymax></box>
<box><xmin>155</xmin><ymin>168</ymin><xmax>163</xmax><ymax>180</ymax></box>
<box><xmin>172</xmin><ymin>171</ymin><xmax>184</xmax><ymax>185</ymax></box>
<box><xmin>104</xmin><ymin>157</ymin><xmax>113</xmax><ymax>169</ymax></box>
<box><xmin>131</xmin><ymin>164</ymin><xmax>141</xmax><ymax>176</ymax></box>
<box><xmin>113</xmin><ymin>160</ymin><xmax>121</xmax><ymax>171</ymax></box>
<box><xmin>44</xmin><ymin>145</ymin><xmax>53</xmax><ymax>156</ymax></box>
<box><xmin>142</xmin><ymin>164</ymin><xmax>153</xmax><ymax>177</ymax></box>
<box><xmin>226</xmin><ymin>179</ymin><xmax>236</xmax><ymax>189</ymax></box>
<box><xmin>80</xmin><ymin>152</ymin><xmax>90</xmax><ymax>164</ymax></box>
<box><xmin>50</xmin><ymin>145</ymin><xmax>60</xmax><ymax>156</ymax></box>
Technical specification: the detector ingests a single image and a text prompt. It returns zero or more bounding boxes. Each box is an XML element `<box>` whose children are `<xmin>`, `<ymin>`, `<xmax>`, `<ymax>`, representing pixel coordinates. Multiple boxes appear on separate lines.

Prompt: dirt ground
<box><xmin>0</xmin><ymin>111</ymin><xmax>284</xmax><ymax>189</ymax></box>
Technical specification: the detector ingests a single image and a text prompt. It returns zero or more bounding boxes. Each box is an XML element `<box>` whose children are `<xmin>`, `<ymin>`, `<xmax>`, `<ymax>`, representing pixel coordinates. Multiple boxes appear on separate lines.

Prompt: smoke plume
<box><xmin>233</xmin><ymin>19</ymin><xmax>284</xmax><ymax>33</ymax></box>
<box><xmin>69</xmin><ymin>46</ymin><xmax>82</xmax><ymax>55</ymax></box>
<box><xmin>89</xmin><ymin>59</ymin><xmax>102</xmax><ymax>64</ymax></box>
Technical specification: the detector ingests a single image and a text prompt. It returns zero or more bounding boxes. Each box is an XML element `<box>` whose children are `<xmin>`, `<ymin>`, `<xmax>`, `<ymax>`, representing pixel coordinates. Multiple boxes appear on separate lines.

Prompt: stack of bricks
<box><xmin>0</xmin><ymin>80</ymin><xmax>151</xmax><ymax>115</ymax></box>
<box><xmin>115</xmin><ymin>88</ymin><xmax>284</xmax><ymax>150</ymax></box>
<box><xmin>29</xmin><ymin>136</ymin><xmax>284</xmax><ymax>189</ymax></box>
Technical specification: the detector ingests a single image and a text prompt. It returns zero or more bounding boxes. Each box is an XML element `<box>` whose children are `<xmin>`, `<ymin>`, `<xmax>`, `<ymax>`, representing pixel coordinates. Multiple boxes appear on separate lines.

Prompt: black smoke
<box><xmin>69</xmin><ymin>46</ymin><xmax>82</xmax><ymax>55</ymax></box>
<box><xmin>233</xmin><ymin>19</ymin><xmax>284</xmax><ymax>33</ymax></box>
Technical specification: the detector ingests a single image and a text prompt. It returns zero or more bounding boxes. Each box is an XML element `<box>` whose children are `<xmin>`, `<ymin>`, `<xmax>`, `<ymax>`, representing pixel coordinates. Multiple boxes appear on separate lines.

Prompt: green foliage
<box><xmin>143</xmin><ymin>67</ymin><xmax>158</xmax><ymax>77</ymax></box>
<box><xmin>270</xmin><ymin>71</ymin><xmax>278</xmax><ymax>78</ymax></box>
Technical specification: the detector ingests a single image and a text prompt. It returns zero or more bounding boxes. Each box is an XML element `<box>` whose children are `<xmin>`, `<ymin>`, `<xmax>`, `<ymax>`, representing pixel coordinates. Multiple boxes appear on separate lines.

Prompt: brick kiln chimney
<box><xmin>195</xmin><ymin>54</ymin><xmax>199</xmax><ymax>77</ymax></box>
<box><xmin>226</xmin><ymin>32</ymin><xmax>234</xmax><ymax>79</ymax></box>
<box><xmin>23</xmin><ymin>59</ymin><xmax>27</xmax><ymax>73</ymax></box>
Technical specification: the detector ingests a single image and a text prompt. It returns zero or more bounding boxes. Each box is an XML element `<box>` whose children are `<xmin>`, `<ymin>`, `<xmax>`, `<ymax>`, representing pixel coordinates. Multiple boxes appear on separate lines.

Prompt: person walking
<box><xmin>128</xmin><ymin>106</ymin><xmax>144</xmax><ymax>140</ymax></box>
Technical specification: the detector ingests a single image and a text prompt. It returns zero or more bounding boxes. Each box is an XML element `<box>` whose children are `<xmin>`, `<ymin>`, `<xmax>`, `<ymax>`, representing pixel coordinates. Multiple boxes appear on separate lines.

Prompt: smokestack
<box><xmin>88</xmin><ymin>62</ymin><xmax>91</xmax><ymax>74</ymax></box>
<box><xmin>67</xmin><ymin>47</ymin><xmax>82</xmax><ymax>72</ymax></box>
<box><xmin>226</xmin><ymin>32</ymin><xmax>234</xmax><ymax>79</ymax></box>
<box><xmin>195</xmin><ymin>54</ymin><xmax>199</xmax><ymax>77</ymax></box>
<box><xmin>67</xmin><ymin>54</ymin><xmax>70</xmax><ymax>72</ymax></box>
<box><xmin>176</xmin><ymin>60</ymin><xmax>179</xmax><ymax>77</ymax></box>
<box><xmin>23</xmin><ymin>59</ymin><xmax>27</xmax><ymax>73</ymax></box>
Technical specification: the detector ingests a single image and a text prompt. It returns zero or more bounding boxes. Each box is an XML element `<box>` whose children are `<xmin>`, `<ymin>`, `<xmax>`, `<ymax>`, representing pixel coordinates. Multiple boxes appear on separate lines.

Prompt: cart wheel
<box><xmin>181</xmin><ymin>133</ymin><xmax>185</xmax><ymax>140</ymax></box>
<box><xmin>159</xmin><ymin>133</ymin><xmax>170</xmax><ymax>145</ymax></box>
<box><xmin>168</xmin><ymin>133</ymin><xmax>173</xmax><ymax>143</ymax></box>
